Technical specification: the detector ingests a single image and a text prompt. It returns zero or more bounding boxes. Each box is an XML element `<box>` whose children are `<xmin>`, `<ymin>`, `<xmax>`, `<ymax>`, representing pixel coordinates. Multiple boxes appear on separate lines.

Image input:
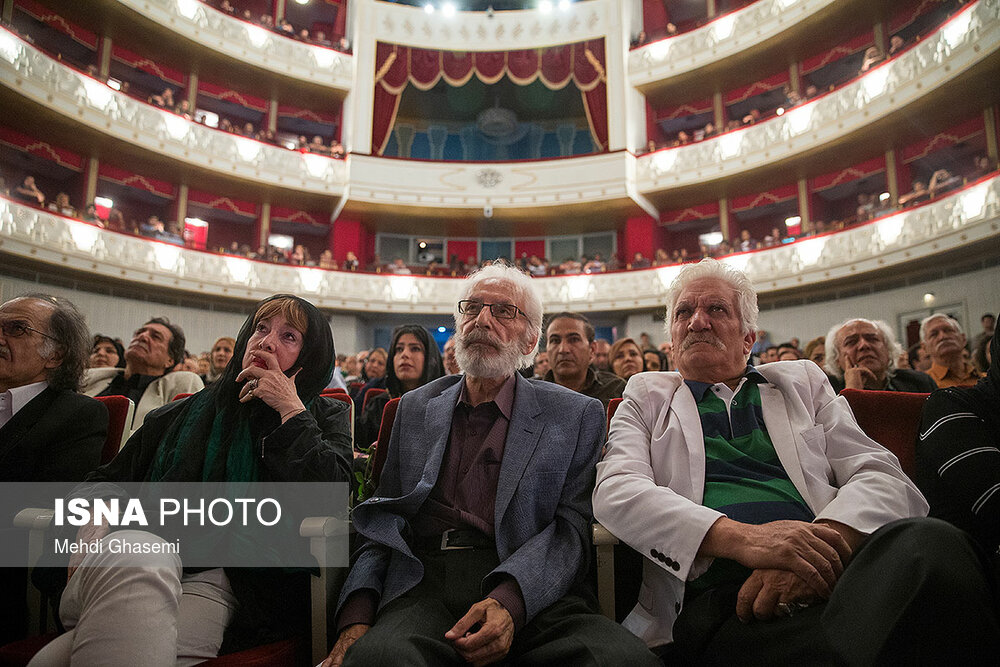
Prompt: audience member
<box><xmin>908</xmin><ymin>340</ymin><xmax>932</xmax><ymax>373</ymax></box>
<box><xmin>543</xmin><ymin>312</ymin><xmax>625</xmax><ymax>407</ymax></box>
<box><xmin>204</xmin><ymin>336</ymin><xmax>235</xmax><ymax>384</ymax></box>
<box><xmin>899</xmin><ymin>179</ymin><xmax>929</xmax><ymax>207</ymax></box>
<box><xmin>592</xmin><ymin>338</ymin><xmax>611</xmax><ymax>371</ymax></box>
<box><xmin>388</xmin><ymin>258</ymin><xmax>412</xmax><ymax>274</ymax></box>
<box><xmin>532</xmin><ymin>349</ymin><xmax>549</xmax><ymax>378</ymax></box>
<box><xmin>47</xmin><ymin>192</ymin><xmax>76</xmax><ymax>217</ymax></box>
<box><xmin>14</xmin><ymin>176</ymin><xmax>45</xmax><ymax>206</ymax></box>
<box><xmin>630</xmin><ymin>253</ymin><xmax>651</xmax><ymax>269</ymax></box>
<box><xmin>592</xmin><ymin>258</ymin><xmax>998</xmax><ymax>662</ymax></box>
<box><xmin>325</xmin><ymin>263</ymin><xmax>658</xmax><ymax>667</ymax></box>
<box><xmin>442</xmin><ymin>335</ymin><xmax>461</xmax><ymax>375</ymax></box>
<box><xmin>609</xmin><ymin>337</ymin><xmax>644</xmax><ymax>382</ymax></box>
<box><xmin>917</xmin><ymin>330</ymin><xmax>999</xmax><ymax>582</ymax></box>
<box><xmin>81</xmin><ymin>316</ymin><xmax>204</xmax><ymax>430</ymax></box>
<box><xmin>0</xmin><ymin>294</ymin><xmax>108</xmax><ymax>644</ymax></box>
<box><xmin>643</xmin><ymin>348</ymin><xmax>666</xmax><ymax>371</ymax></box>
<box><xmin>859</xmin><ymin>46</ymin><xmax>884</xmax><ymax>73</ymax></box>
<box><xmin>356</xmin><ymin>324</ymin><xmax>443</xmax><ymax>449</ymax></box>
<box><xmin>803</xmin><ymin>336</ymin><xmax>825</xmax><ymax>368</ymax></box>
<box><xmin>888</xmin><ymin>34</ymin><xmax>906</xmax><ymax>57</ymax></box>
<box><xmin>776</xmin><ymin>342</ymin><xmax>801</xmax><ymax>361</ymax></box>
<box><xmin>920</xmin><ymin>313</ymin><xmax>982</xmax><ymax>388</ymax></box>
<box><xmin>825</xmin><ymin>318</ymin><xmax>936</xmax><ymax>392</ymax></box>
<box><xmin>40</xmin><ymin>295</ymin><xmax>352</xmax><ymax>664</ymax></box>
<box><xmin>88</xmin><ymin>334</ymin><xmax>126</xmax><ymax>369</ymax></box>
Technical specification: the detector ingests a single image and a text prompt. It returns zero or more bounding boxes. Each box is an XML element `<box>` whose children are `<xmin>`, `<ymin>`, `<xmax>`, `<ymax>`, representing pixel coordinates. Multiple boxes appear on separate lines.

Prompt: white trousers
<box><xmin>28</xmin><ymin>530</ymin><xmax>237</xmax><ymax>667</ymax></box>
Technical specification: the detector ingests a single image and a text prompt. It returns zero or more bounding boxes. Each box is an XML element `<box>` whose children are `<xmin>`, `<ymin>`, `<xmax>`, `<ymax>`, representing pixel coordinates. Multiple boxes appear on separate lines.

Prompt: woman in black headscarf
<box><xmin>37</xmin><ymin>295</ymin><xmax>352</xmax><ymax>663</ymax></box>
<box><xmin>356</xmin><ymin>324</ymin><xmax>444</xmax><ymax>449</ymax></box>
<box><xmin>916</xmin><ymin>326</ymin><xmax>999</xmax><ymax>581</ymax></box>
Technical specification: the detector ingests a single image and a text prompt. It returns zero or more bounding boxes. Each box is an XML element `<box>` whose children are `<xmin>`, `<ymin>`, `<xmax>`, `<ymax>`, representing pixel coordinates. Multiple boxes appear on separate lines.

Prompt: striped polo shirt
<box><xmin>685</xmin><ymin>367</ymin><xmax>814</xmax><ymax>594</ymax></box>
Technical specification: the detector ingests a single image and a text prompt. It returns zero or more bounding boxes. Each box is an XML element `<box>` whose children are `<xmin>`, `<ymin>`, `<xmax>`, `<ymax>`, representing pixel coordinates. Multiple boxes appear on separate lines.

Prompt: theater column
<box><xmin>273</xmin><ymin>0</ymin><xmax>285</xmax><ymax>23</ymax></box>
<box><xmin>712</xmin><ymin>92</ymin><xmax>724</xmax><ymax>132</ymax></box>
<box><xmin>1</xmin><ymin>0</ymin><xmax>12</xmax><ymax>23</ymax></box>
<box><xmin>719</xmin><ymin>198</ymin><xmax>730</xmax><ymax>241</ymax></box>
<box><xmin>873</xmin><ymin>21</ymin><xmax>886</xmax><ymax>55</ymax></box>
<box><xmin>706</xmin><ymin>0</ymin><xmax>716</xmax><ymax>19</ymax></box>
<box><xmin>797</xmin><ymin>179</ymin><xmax>811</xmax><ymax>234</ymax></box>
<box><xmin>885</xmin><ymin>149</ymin><xmax>899</xmax><ymax>207</ymax></box>
<box><xmin>256</xmin><ymin>203</ymin><xmax>271</xmax><ymax>250</ymax></box>
<box><xmin>172</xmin><ymin>184</ymin><xmax>189</xmax><ymax>226</ymax></box>
<box><xmin>985</xmin><ymin>106</ymin><xmax>998</xmax><ymax>165</ymax></box>
<box><xmin>266</xmin><ymin>97</ymin><xmax>278</xmax><ymax>134</ymax></box>
<box><xmin>96</xmin><ymin>36</ymin><xmax>112</xmax><ymax>79</ymax></box>
<box><xmin>788</xmin><ymin>62</ymin><xmax>801</xmax><ymax>95</ymax></box>
<box><xmin>186</xmin><ymin>72</ymin><xmax>198</xmax><ymax>108</ymax></box>
<box><xmin>82</xmin><ymin>157</ymin><xmax>99</xmax><ymax>207</ymax></box>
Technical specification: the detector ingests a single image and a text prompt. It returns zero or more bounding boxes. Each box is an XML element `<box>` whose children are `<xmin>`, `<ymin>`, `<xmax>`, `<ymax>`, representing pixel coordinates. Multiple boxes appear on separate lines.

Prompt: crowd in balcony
<box><xmin>211</xmin><ymin>0</ymin><xmax>350</xmax><ymax>52</ymax></box>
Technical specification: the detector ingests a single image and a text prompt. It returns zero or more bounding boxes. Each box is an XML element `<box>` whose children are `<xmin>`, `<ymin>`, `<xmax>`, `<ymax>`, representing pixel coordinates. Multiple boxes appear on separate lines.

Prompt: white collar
<box><xmin>5</xmin><ymin>380</ymin><xmax>49</xmax><ymax>418</ymax></box>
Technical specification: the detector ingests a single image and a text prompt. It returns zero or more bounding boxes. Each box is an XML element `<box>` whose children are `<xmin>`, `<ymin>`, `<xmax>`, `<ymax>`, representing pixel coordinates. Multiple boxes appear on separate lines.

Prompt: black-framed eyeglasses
<box><xmin>458</xmin><ymin>300</ymin><xmax>527</xmax><ymax>321</ymax></box>
<box><xmin>0</xmin><ymin>320</ymin><xmax>59</xmax><ymax>342</ymax></box>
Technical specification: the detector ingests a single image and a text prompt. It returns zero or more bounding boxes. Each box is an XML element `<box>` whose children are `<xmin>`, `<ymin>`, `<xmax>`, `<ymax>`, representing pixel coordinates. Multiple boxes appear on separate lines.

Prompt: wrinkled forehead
<box><xmin>136</xmin><ymin>322</ymin><xmax>172</xmax><ymax>340</ymax></box>
<box><xmin>468</xmin><ymin>279</ymin><xmax>521</xmax><ymax>306</ymax></box>
<box><xmin>926</xmin><ymin>316</ymin><xmax>959</xmax><ymax>334</ymax></box>
<box><xmin>840</xmin><ymin>320</ymin><xmax>882</xmax><ymax>341</ymax></box>
<box><xmin>674</xmin><ymin>278</ymin><xmax>737</xmax><ymax>309</ymax></box>
<box><xmin>0</xmin><ymin>297</ymin><xmax>54</xmax><ymax>325</ymax></box>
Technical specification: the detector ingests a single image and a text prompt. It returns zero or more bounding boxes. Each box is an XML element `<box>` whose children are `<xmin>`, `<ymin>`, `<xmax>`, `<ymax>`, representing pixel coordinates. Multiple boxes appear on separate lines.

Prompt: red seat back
<box><xmin>93</xmin><ymin>395</ymin><xmax>132</xmax><ymax>463</ymax></box>
<box><xmin>361</xmin><ymin>387</ymin><xmax>388</xmax><ymax>414</ymax></box>
<box><xmin>370</xmin><ymin>397</ymin><xmax>402</xmax><ymax>489</ymax></box>
<box><xmin>606</xmin><ymin>397</ymin><xmax>623</xmax><ymax>432</ymax></box>
<box><xmin>321</xmin><ymin>388</ymin><xmax>348</xmax><ymax>397</ymax></box>
<box><xmin>839</xmin><ymin>388</ymin><xmax>930</xmax><ymax>478</ymax></box>
<box><xmin>172</xmin><ymin>393</ymin><xmax>193</xmax><ymax>401</ymax></box>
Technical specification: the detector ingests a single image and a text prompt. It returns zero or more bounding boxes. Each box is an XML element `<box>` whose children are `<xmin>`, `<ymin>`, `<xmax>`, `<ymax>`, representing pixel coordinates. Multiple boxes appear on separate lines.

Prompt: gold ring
<box><xmin>247</xmin><ymin>388</ymin><xmax>254</xmax><ymax>399</ymax></box>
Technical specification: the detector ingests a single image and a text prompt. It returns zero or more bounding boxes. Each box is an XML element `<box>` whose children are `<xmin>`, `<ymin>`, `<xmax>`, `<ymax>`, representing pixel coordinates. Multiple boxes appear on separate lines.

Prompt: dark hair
<box><xmin>145</xmin><ymin>316</ymin><xmax>186</xmax><ymax>366</ymax></box>
<box><xmin>19</xmin><ymin>293</ymin><xmax>90</xmax><ymax>392</ymax></box>
<box><xmin>385</xmin><ymin>324</ymin><xmax>444</xmax><ymax>397</ymax></box>
<box><xmin>907</xmin><ymin>341</ymin><xmax>924</xmax><ymax>368</ymax></box>
<box><xmin>92</xmin><ymin>334</ymin><xmax>126</xmax><ymax>368</ymax></box>
<box><xmin>545</xmin><ymin>311</ymin><xmax>595</xmax><ymax>343</ymax></box>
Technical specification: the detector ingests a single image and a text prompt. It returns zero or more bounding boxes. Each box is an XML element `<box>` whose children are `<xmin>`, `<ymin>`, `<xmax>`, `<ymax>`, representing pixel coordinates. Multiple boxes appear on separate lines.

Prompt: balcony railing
<box><xmin>111</xmin><ymin>0</ymin><xmax>353</xmax><ymax>90</ymax></box>
<box><xmin>2</xmin><ymin>175</ymin><xmax>996</xmax><ymax>313</ymax></box>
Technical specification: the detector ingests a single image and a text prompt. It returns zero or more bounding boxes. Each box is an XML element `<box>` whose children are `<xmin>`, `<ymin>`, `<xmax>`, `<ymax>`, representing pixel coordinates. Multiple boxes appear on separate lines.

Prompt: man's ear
<box><xmin>43</xmin><ymin>346</ymin><xmax>65</xmax><ymax>371</ymax></box>
<box><xmin>522</xmin><ymin>333</ymin><xmax>539</xmax><ymax>357</ymax></box>
<box><xmin>743</xmin><ymin>329</ymin><xmax>757</xmax><ymax>356</ymax></box>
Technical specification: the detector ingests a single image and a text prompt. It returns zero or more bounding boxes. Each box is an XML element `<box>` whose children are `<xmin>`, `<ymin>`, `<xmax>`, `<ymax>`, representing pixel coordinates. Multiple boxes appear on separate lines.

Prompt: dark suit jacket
<box><xmin>338</xmin><ymin>373</ymin><xmax>606</xmax><ymax>624</ymax></box>
<box><xmin>0</xmin><ymin>387</ymin><xmax>106</xmax><ymax>643</ymax></box>
<box><xmin>0</xmin><ymin>387</ymin><xmax>107</xmax><ymax>482</ymax></box>
<box><xmin>827</xmin><ymin>368</ymin><xmax>938</xmax><ymax>394</ymax></box>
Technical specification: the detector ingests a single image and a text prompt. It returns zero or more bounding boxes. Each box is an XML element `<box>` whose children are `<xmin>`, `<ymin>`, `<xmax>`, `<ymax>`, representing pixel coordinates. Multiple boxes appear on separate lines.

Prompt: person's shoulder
<box><xmin>157</xmin><ymin>371</ymin><xmax>205</xmax><ymax>390</ymax></box>
<box><xmin>595</xmin><ymin>370</ymin><xmax>626</xmax><ymax>387</ymax></box>
<box><xmin>401</xmin><ymin>374</ymin><xmax>463</xmax><ymax>403</ymax></box>
<box><xmin>893</xmin><ymin>368</ymin><xmax>938</xmax><ymax>391</ymax></box>
<box><xmin>83</xmin><ymin>367</ymin><xmax>123</xmax><ymax>383</ymax></box>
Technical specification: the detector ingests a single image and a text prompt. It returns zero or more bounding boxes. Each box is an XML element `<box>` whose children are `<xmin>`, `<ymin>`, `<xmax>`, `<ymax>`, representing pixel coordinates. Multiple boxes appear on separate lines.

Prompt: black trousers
<box><xmin>665</xmin><ymin>518</ymin><xmax>1000</xmax><ymax>666</ymax></box>
<box><xmin>343</xmin><ymin>545</ymin><xmax>658</xmax><ymax>666</ymax></box>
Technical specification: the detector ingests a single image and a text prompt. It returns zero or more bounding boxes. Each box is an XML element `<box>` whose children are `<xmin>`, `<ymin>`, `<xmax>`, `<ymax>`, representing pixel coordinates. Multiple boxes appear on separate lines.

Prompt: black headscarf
<box><xmin>92</xmin><ymin>334</ymin><xmax>126</xmax><ymax>368</ymax></box>
<box><xmin>150</xmin><ymin>294</ymin><xmax>334</xmax><ymax>482</ymax></box>
<box><xmin>385</xmin><ymin>324</ymin><xmax>444</xmax><ymax>398</ymax></box>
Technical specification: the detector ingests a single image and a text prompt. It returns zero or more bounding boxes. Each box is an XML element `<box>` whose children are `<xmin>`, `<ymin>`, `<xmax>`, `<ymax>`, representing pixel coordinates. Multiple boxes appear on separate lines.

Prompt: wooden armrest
<box><xmin>592</xmin><ymin>522</ymin><xmax>619</xmax><ymax>546</ymax></box>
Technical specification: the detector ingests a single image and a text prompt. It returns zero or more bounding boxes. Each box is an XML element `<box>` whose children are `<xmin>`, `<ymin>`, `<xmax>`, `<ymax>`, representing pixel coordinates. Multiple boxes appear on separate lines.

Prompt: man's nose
<box><xmin>688</xmin><ymin>309</ymin><xmax>711</xmax><ymax>330</ymax></box>
<box><xmin>474</xmin><ymin>307</ymin><xmax>494</xmax><ymax>327</ymax></box>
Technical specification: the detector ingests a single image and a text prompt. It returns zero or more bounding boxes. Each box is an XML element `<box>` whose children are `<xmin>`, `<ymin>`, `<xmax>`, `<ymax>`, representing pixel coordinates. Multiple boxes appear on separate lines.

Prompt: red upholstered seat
<box><xmin>172</xmin><ymin>393</ymin><xmax>194</xmax><ymax>401</ymax></box>
<box><xmin>369</xmin><ymin>397</ymin><xmax>402</xmax><ymax>488</ymax></box>
<box><xmin>93</xmin><ymin>395</ymin><xmax>134</xmax><ymax>462</ymax></box>
<box><xmin>839</xmin><ymin>388</ymin><xmax>930</xmax><ymax>479</ymax></box>
<box><xmin>361</xmin><ymin>387</ymin><xmax>388</xmax><ymax>414</ymax></box>
<box><xmin>321</xmin><ymin>388</ymin><xmax>349</xmax><ymax>396</ymax></box>
<box><xmin>606</xmin><ymin>397</ymin><xmax>622</xmax><ymax>432</ymax></box>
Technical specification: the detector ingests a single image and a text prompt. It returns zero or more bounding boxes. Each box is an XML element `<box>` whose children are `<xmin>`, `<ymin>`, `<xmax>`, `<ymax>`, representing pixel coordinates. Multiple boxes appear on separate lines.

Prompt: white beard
<box><xmin>455</xmin><ymin>330</ymin><xmax>523</xmax><ymax>378</ymax></box>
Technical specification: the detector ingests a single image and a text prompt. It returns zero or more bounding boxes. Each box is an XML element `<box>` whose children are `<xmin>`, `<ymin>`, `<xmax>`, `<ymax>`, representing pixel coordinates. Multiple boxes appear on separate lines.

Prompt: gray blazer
<box><xmin>338</xmin><ymin>373</ymin><xmax>606</xmax><ymax>623</ymax></box>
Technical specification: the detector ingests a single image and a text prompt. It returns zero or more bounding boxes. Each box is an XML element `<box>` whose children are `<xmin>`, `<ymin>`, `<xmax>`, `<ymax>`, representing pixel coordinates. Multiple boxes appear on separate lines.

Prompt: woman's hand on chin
<box><xmin>236</xmin><ymin>350</ymin><xmax>306</xmax><ymax>422</ymax></box>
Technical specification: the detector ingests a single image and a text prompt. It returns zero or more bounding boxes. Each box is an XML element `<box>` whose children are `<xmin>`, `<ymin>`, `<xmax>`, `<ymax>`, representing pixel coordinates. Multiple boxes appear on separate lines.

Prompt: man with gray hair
<box><xmin>920</xmin><ymin>313</ymin><xmax>982</xmax><ymax>388</ymax></box>
<box><xmin>0</xmin><ymin>293</ymin><xmax>107</xmax><ymax>644</ymax></box>
<box><xmin>593</xmin><ymin>259</ymin><xmax>998</xmax><ymax>663</ymax></box>
<box><xmin>325</xmin><ymin>262</ymin><xmax>656</xmax><ymax>666</ymax></box>
<box><xmin>824</xmin><ymin>318</ymin><xmax>936</xmax><ymax>393</ymax></box>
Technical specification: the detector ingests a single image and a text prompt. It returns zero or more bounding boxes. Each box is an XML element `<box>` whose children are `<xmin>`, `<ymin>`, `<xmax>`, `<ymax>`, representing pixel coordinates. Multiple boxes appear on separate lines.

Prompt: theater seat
<box><xmin>369</xmin><ymin>397</ymin><xmax>402</xmax><ymax>489</ymax></box>
<box><xmin>93</xmin><ymin>395</ymin><xmax>134</xmax><ymax>459</ymax></box>
<box><xmin>839</xmin><ymin>388</ymin><xmax>930</xmax><ymax>478</ymax></box>
<box><xmin>361</xmin><ymin>388</ymin><xmax>387</xmax><ymax>415</ymax></box>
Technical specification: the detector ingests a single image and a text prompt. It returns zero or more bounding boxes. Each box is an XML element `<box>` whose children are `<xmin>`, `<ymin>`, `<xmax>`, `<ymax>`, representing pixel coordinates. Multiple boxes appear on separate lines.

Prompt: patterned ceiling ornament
<box><xmin>477</xmin><ymin>168</ymin><xmax>503</xmax><ymax>188</ymax></box>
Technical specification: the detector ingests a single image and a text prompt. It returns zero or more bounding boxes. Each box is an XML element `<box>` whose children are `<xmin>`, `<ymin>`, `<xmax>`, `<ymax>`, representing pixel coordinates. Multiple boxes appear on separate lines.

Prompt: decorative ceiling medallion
<box><xmin>477</xmin><ymin>169</ymin><xmax>503</xmax><ymax>188</ymax></box>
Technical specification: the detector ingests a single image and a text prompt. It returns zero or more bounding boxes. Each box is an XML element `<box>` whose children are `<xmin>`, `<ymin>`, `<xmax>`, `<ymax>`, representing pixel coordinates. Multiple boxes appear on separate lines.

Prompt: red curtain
<box><xmin>372</xmin><ymin>39</ymin><xmax>608</xmax><ymax>155</ymax></box>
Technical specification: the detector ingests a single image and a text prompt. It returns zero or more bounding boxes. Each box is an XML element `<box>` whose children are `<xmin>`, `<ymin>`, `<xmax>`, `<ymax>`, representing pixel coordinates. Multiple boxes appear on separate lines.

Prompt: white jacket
<box><xmin>592</xmin><ymin>361</ymin><xmax>928</xmax><ymax>648</ymax></box>
<box><xmin>82</xmin><ymin>367</ymin><xmax>204</xmax><ymax>431</ymax></box>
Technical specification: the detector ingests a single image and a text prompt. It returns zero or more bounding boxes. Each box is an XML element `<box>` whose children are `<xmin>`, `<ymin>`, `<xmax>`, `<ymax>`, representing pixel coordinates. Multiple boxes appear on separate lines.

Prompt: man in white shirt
<box><xmin>593</xmin><ymin>259</ymin><xmax>999</xmax><ymax>663</ymax></box>
<box><xmin>0</xmin><ymin>293</ymin><xmax>107</xmax><ymax>643</ymax></box>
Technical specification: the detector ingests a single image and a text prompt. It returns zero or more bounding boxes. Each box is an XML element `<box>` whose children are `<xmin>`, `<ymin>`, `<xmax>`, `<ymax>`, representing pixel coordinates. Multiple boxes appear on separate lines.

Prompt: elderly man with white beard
<box><xmin>324</xmin><ymin>262</ymin><xmax>657</xmax><ymax>667</ymax></box>
<box><xmin>593</xmin><ymin>259</ymin><xmax>999</xmax><ymax>664</ymax></box>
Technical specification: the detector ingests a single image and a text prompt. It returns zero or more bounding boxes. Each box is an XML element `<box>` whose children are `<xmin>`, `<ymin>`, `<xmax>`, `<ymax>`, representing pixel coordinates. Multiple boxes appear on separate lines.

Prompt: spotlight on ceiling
<box><xmin>442</xmin><ymin>2</ymin><xmax>456</xmax><ymax>16</ymax></box>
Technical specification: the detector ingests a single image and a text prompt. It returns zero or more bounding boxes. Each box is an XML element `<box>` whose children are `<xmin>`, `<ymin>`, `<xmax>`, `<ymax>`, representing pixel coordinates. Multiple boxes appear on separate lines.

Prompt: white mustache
<box><xmin>680</xmin><ymin>333</ymin><xmax>726</xmax><ymax>351</ymax></box>
<box><xmin>462</xmin><ymin>329</ymin><xmax>501</xmax><ymax>349</ymax></box>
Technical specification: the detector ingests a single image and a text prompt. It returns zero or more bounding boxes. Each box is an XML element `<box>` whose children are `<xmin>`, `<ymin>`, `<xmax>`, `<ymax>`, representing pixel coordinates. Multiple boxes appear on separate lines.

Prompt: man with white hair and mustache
<box><xmin>593</xmin><ymin>259</ymin><xmax>998</xmax><ymax>663</ymax></box>
<box><xmin>324</xmin><ymin>262</ymin><xmax>657</xmax><ymax>667</ymax></box>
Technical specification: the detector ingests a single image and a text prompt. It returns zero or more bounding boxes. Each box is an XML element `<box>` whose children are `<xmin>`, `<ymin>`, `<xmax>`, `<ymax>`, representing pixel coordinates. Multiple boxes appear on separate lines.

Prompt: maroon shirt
<box><xmin>338</xmin><ymin>374</ymin><xmax>527</xmax><ymax>632</ymax></box>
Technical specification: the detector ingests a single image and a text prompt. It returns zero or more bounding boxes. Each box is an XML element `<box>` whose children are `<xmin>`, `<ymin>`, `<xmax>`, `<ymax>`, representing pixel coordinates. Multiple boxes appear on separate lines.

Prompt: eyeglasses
<box><xmin>0</xmin><ymin>320</ymin><xmax>60</xmax><ymax>342</ymax></box>
<box><xmin>457</xmin><ymin>300</ymin><xmax>527</xmax><ymax>321</ymax></box>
